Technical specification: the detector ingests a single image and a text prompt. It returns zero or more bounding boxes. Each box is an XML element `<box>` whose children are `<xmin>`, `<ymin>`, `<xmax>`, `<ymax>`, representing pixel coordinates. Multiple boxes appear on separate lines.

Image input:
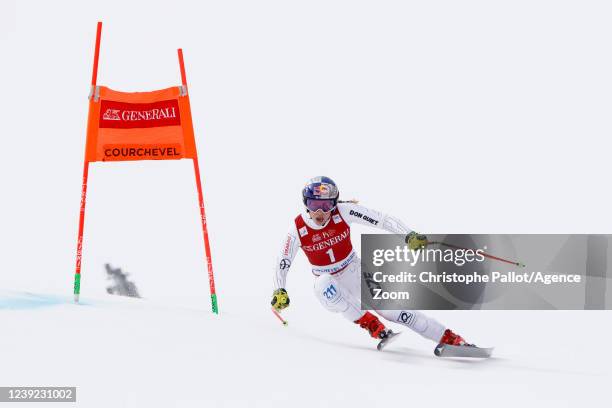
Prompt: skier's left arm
<box><xmin>338</xmin><ymin>202</ymin><xmax>427</xmax><ymax>249</ymax></box>
<box><xmin>338</xmin><ymin>202</ymin><xmax>412</xmax><ymax>234</ymax></box>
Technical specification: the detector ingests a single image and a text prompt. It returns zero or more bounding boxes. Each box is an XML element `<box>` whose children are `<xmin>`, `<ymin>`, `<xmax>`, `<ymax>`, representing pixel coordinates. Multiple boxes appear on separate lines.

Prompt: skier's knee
<box><xmin>314</xmin><ymin>274</ymin><xmax>345</xmax><ymax>312</ymax></box>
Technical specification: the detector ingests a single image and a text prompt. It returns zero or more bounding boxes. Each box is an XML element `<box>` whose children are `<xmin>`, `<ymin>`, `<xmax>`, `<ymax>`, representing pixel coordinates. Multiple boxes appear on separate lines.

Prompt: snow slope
<box><xmin>1</xmin><ymin>289</ymin><xmax>609</xmax><ymax>408</ymax></box>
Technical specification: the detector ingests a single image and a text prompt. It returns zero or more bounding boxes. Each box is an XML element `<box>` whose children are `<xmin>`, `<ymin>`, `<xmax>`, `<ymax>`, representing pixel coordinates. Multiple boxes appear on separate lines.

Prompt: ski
<box><xmin>377</xmin><ymin>330</ymin><xmax>401</xmax><ymax>351</ymax></box>
<box><xmin>434</xmin><ymin>343</ymin><xmax>493</xmax><ymax>358</ymax></box>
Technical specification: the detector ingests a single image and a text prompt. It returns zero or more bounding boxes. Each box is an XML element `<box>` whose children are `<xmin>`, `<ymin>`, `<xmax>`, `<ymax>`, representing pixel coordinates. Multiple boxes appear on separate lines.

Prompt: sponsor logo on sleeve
<box><xmin>279</xmin><ymin>259</ymin><xmax>291</xmax><ymax>270</ymax></box>
<box><xmin>348</xmin><ymin>210</ymin><xmax>378</xmax><ymax>225</ymax></box>
<box><xmin>283</xmin><ymin>235</ymin><xmax>295</xmax><ymax>256</ymax></box>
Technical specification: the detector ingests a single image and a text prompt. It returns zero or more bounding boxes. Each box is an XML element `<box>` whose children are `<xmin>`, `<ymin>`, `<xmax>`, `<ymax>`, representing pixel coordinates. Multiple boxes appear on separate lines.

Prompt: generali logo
<box><xmin>102</xmin><ymin>109</ymin><xmax>120</xmax><ymax>121</ymax></box>
<box><xmin>99</xmin><ymin>99</ymin><xmax>181</xmax><ymax>129</ymax></box>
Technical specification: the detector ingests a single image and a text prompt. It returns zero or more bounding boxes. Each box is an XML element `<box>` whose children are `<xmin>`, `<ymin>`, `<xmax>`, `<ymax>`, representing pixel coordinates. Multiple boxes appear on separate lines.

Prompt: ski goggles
<box><xmin>305</xmin><ymin>198</ymin><xmax>336</xmax><ymax>213</ymax></box>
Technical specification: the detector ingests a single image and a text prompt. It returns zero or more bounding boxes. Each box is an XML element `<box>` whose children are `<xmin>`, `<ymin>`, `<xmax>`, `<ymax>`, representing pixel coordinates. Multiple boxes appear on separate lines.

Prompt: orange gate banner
<box><xmin>85</xmin><ymin>86</ymin><xmax>198</xmax><ymax>162</ymax></box>
<box><xmin>75</xmin><ymin>22</ymin><xmax>218</xmax><ymax>314</ymax></box>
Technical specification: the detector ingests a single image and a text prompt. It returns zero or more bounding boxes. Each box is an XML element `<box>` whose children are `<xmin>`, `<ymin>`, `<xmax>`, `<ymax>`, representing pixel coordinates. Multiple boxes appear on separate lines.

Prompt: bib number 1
<box><xmin>326</xmin><ymin>248</ymin><xmax>336</xmax><ymax>263</ymax></box>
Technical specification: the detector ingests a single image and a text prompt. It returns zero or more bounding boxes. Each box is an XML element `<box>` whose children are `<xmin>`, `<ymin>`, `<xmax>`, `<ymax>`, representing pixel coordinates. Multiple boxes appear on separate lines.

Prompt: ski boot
<box><xmin>355</xmin><ymin>312</ymin><xmax>401</xmax><ymax>351</ymax></box>
<box><xmin>434</xmin><ymin>329</ymin><xmax>493</xmax><ymax>358</ymax></box>
<box><xmin>439</xmin><ymin>329</ymin><xmax>472</xmax><ymax>347</ymax></box>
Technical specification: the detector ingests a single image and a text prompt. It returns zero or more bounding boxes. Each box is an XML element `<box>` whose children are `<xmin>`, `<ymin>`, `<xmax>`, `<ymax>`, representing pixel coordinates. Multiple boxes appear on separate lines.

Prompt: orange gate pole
<box><xmin>178</xmin><ymin>49</ymin><xmax>219</xmax><ymax>314</ymax></box>
<box><xmin>73</xmin><ymin>21</ymin><xmax>102</xmax><ymax>303</ymax></box>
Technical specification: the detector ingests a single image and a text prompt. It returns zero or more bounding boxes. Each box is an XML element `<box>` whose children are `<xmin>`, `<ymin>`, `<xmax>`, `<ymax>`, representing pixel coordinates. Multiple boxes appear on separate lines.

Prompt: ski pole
<box><xmin>271</xmin><ymin>307</ymin><xmax>288</xmax><ymax>326</ymax></box>
<box><xmin>428</xmin><ymin>241</ymin><xmax>525</xmax><ymax>268</ymax></box>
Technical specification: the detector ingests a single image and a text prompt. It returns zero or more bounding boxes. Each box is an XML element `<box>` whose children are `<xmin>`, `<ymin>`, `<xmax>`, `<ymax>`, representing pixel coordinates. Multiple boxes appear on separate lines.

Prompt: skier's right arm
<box><xmin>271</xmin><ymin>225</ymin><xmax>300</xmax><ymax>311</ymax></box>
<box><xmin>272</xmin><ymin>225</ymin><xmax>300</xmax><ymax>291</ymax></box>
